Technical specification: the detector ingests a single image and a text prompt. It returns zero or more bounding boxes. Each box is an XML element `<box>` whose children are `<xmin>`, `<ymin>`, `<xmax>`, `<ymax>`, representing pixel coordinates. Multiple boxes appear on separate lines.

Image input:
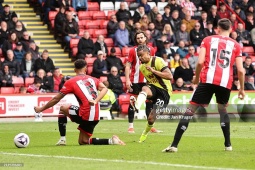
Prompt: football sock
<box><xmin>135</xmin><ymin>91</ymin><xmax>147</xmax><ymax>110</ymax></box>
<box><xmin>128</xmin><ymin>105</ymin><xmax>135</xmax><ymax>123</ymax></box>
<box><xmin>58</xmin><ymin>115</ymin><xmax>67</xmax><ymax>137</ymax></box>
<box><xmin>143</xmin><ymin>123</ymin><xmax>153</xmax><ymax>135</ymax></box>
<box><xmin>129</xmin><ymin>123</ymin><xmax>134</xmax><ymax>128</ymax></box>
<box><xmin>89</xmin><ymin>138</ymin><xmax>110</xmax><ymax>145</ymax></box>
<box><xmin>145</xmin><ymin>102</ymin><xmax>153</xmax><ymax>118</ymax></box>
<box><xmin>219</xmin><ymin>105</ymin><xmax>231</xmax><ymax>147</ymax></box>
<box><xmin>60</xmin><ymin>136</ymin><xmax>66</xmax><ymax>141</ymax></box>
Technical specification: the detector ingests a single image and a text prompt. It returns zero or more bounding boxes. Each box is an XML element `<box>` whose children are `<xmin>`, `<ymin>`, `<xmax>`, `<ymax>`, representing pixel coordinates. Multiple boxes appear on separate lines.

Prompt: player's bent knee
<box><xmin>78</xmin><ymin>139</ymin><xmax>89</xmax><ymax>145</ymax></box>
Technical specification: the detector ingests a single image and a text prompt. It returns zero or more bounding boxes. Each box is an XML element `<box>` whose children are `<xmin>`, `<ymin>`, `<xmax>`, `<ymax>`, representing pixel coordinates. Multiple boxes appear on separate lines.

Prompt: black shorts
<box><xmin>191</xmin><ymin>83</ymin><xmax>231</xmax><ymax>105</ymax></box>
<box><xmin>68</xmin><ymin>105</ymin><xmax>99</xmax><ymax>136</ymax></box>
<box><xmin>129</xmin><ymin>83</ymin><xmax>146</xmax><ymax>95</ymax></box>
<box><xmin>147</xmin><ymin>84</ymin><xmax>170</xmax><ymax>106</ymax></box>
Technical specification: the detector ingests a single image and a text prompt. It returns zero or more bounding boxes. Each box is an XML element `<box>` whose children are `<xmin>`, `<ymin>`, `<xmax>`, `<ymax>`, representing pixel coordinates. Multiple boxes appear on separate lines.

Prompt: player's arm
<box><xmin>193</xmin><ymin>47</ymin><xmax>206</xmax><ymax>84</ymax></box>
<box><xmin>235</xmin><ymin>56</ymin><xmax>245</xmax><ymax>99</ymax></box>
<box><xmin>125</xmin><ymin>62</ymin><xmax>132</xmax><ymax>89</ymax></box>
<box><xmin>150</xmin><ymin>67</ymin><xmax>173</xmax><ymax>80</ymax></box>
<box><xmin>94</xmin><ymin>82</ymin><xmax>108</xmax><ymax>104</ymax></box>
<box><xmin>34</xmin><ymin>93</ymin><xmax>65</xmax><ymax>113</ymax></box>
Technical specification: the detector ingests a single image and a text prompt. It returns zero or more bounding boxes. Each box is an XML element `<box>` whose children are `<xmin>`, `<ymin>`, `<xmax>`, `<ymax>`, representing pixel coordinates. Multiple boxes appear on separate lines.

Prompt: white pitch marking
<box><xmin>0</xmin><ymin>152</ymin><xmax>247</xmax><ymax>170</ymax></box>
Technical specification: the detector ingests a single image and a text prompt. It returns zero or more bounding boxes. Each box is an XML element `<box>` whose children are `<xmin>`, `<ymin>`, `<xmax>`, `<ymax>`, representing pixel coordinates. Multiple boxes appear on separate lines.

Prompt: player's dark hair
<box><xmin>137</xmin><ymin>44</ymin><xmax>150</xmax><ymax>53</ymax></box>
<box><xmin>134</xmin><ymin>30</ymin><xmax>148</xmax><ymax>45</ymax></box>
<box><xmin>218</xmin><ymin>18</ymin><xmax>232</xmax><ymax>31</ymax></box>
<box><xmin>74</xmin><ymin>59</ymin><xmax>87</xmax><ymax>69</ymax></box>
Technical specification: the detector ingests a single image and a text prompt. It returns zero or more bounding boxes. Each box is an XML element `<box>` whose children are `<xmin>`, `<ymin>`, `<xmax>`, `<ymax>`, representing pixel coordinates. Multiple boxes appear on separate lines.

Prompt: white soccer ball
<box><xmin>14</xmin><ymin>133</ymin><xmax>30</xmax><ymax>148</ymax></box>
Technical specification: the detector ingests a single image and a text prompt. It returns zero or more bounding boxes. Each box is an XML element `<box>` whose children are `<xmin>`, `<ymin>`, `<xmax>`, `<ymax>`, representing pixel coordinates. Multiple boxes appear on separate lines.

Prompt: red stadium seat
<box><xmin>94</xmin><ymin>29</ymin><xmax>107</xmax><ymax>38</ymax></box>
<box><xmin>243</xmin><ymin>46</ymin><xmax>255</xmax><ymax>56</ymax></box>
<box><xmin>79</xmin><ymin>29</ymin><xmax>85</xmax><ymax>36</ymax></box>
<box><xmin>70</xmin><ymin>39</ymin><xmax>80</xmax><ymax>49</ymax></box>
<box><xmin>87</xmin><ymin>2</ymin><xmax>100</xmax><ymax>11</ymax></box>
<box><xmin>85</xmin><ymin>57</ymin><xmax>97</xmax><ymax>66</ymax></box>
<box><xmin>107</xmin><ymin>10</ymin><xmax>117</xmax><ymax>20</ymax></box>
<box><xmin>92</xmin><ymin>38</ymin><xmax>97</xmax><ymax>43</ymax></box>
<box><xmin>87</xmin><ymin>66</ymin><xmax>93</xmax><ymax>75</ymax></box>
<box><xmin>99</xmin><ymin>76</ymin><xmax>108</xmax><ymax>83</ymax></box>
<box><xmin>85</xmin><ymin>20</ymin><xmax>101</xmax><ymax>29</ymax></box>
<box><xmin>92</xmin><ymin>11</ymin><xmax>106</xmax><ymax>20</ymax></box>
<box><xmin>14</xmin><ymin>86</ymin><xmax>20</xmax><ymax>93</ymax></box>
<box><xmin>48</xmin><ymin>11</ymin><xmax>58</xmax><ymax>21</ymax></box>
<box><xmin>50</xmin><ymin>20</ymin><xmax>55</xmax><ymax>29</ymax></box>
<box><xmin>12</xmin><ymin>76</ymin><xmax>24</xmax><ymax>87</ymax></box>
<box><xmin>107</xmin><ymin>47</ymin><xmax>122</xmax><ymax>57</ymax></box>
<box><xmin>25</xmin><ymin>77</ymin><xmax>34</xmax><ymax>87</ymax></box>
<box><xmin>104</xmin><ymin>38</ymin><xmax>114</xmax><ymax>47</ymax></box>
<box><xmin>86</xmin><ymin>29</ymin><xmax>95</xmax><ymax>38</ymax></box>
<box><xmin>1</xmin><ymin>87</ymin><xmax>15</xmax><ymax>94</ymax></box>
<box><xmin>122</xmin><ymin>47</ymin><xmax>132</xmax><ymax>58</ymax></box>
<box><xmin>120</xmin><ymin>57</ymin><xmax>127</xmax><ymax>65</ymax></box>
<box><xmin>118</xmin><ymin>94</ymin><xmax>130</xmax><ymax>114</ymax></box>
<box><xmin>78</xmin><ymin>21</ymin><xmax>85</xmax><ymax>29</ymax></box>
<box><xmin>72</xmin><ymin>47</ymin><xmax>78</xmax><ymax>57</ymax></box>
<box><xmin>78</xmin><ymin>11</ymin><xmax>93</xmax><ymax>20</ymax></box>
<box><xmin>100</xmin><ymin>20</ymin><xmax>108</xmax><ymax>29</ymax></box>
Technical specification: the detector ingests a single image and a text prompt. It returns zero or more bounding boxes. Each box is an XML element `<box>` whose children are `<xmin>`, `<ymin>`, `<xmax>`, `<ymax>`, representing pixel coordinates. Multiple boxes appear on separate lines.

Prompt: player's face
<box><xmin>136</xmin><ymin>33</ymin><xmax>146</xmax><ymax>45</ymax></box>
<box><xmin>137</xmin><ymin>50</ymin><xmax>150</xmax><ymax>63</ymax></box>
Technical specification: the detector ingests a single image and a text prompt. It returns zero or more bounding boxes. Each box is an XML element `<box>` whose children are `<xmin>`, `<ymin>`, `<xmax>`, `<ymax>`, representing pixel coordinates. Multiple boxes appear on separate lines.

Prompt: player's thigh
<box><xmin>141</xmin><ymin>85</ymin><xmax>153</xmax><ymax>97</ymax></box>
<box><xmin>66</xmin><ymin>105</ymin><xmax>84</xmax><ymax>124</ymax></box>
<box><xmin>214</xmin><ymin>86</ymin><xmax>231</xmax><ymax>105</ymax></box>
<box><xmin>131</xmin><ymin>83</ymin><xmax>146</xmax><ymax>95</ymax></box>
<box><xmin>150</xmin><ymin>85</ymin><xmax>170</xmax><ymax>106</ymax></box>
<box><xmin>78</xmin><ymin>121</ymin><xmax>99</xmax><ymax>137</ymax></box>
<box><xmin>190</xmin><ymin>83</ymin><xmax>214</xmax><ymax>105</ymax></box>
<box><xmin>59</xmin><ymin>105</ymin><xmax>72</xmax><ymax>116</ymax></box>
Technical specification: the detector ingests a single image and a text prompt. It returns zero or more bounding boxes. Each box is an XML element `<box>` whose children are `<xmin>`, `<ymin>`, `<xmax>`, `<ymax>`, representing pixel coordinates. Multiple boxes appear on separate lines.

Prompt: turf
<box><xmin>0</xmin><ymin>120</ymin><xmax>254</xmax><ymax>170</ymax></box>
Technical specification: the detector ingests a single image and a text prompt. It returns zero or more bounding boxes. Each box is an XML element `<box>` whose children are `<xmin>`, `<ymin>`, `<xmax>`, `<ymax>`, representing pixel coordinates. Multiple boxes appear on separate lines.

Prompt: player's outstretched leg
<box><xmin>218</xmin><ymin>104</ymin><xmax>232</xmax><ymax>151</ymax></box>
<box><xmin>56</xmin><ymin>113</ymin><xmax>67</xmax><ymax>146</ymax></box>
<box><xmin>139</xmin><ymin>110</ymin><xmax>156</xmax><ymax>143</ymax></box>
<box><xmin>127</xmin><ymin>96</ymin><xmax>136</xmax><ymax>133</ymax></box>
<box><xmin>146</xmin><ymin>101</ymin><xmax>163</xmax><ymax>133</ymax></box>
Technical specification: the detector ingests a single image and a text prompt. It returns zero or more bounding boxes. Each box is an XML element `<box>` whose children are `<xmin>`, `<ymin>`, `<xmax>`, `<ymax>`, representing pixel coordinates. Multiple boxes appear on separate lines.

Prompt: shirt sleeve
<box><xmin>60</xmin><ymin>80</ymin><xmax>73</xmax><ymax>95</ymax></box>
<box><xmin>155</xmin><ymin>57</ymin><xmax>168</xmax><ymax>72</ymax></box>
<box><xmin>235</xmin><ymin>42</ymin><xmax>242</xmax><ymax>58</ymax></box>
<box><xmin>127</xmin><ymin>48</ymin><xmax>135</xmax><ymax>64</ymax></box>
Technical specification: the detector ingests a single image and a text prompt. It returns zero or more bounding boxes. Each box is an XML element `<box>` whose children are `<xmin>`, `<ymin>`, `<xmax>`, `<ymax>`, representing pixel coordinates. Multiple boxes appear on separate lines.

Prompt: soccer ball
<box><xmin>14</xmin><ymin>133</ymin><xmax>30</xmax><ymax>148</ymax></box>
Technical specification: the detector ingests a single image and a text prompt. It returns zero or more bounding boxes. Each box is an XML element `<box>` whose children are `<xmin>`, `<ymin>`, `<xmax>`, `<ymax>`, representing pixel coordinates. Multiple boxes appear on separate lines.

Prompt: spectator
<box><xmin>236</xmin><ymin>22</ymin><xmax>252</xmax><ymax>47</ymax></box>
<box><xmin>244</xmin><ymin>76</ymin><xmax>255</xmax><ymax>90</ymax></box>
<box><xmin>126</xmin><ymin>18</ymin><xmax>134</xmax><ymax>33</ymax></box>
<box><xmin>179</xmin><ymin>6</ymin><xmax>189</xmax><ymax>20</ymax></box>
<box><xmin>27</xmin><ymin>77</ymin><xmax>44</xmax><ymax>94</ymax></box>
<box><xmin>175</xmin><ymin>23</ymin><xmax>190</xmax><ymax>46</ymax></box>
<box><xmin>169</xmin><ymin>10</ymin><xmax>182</xmax><ymax>33</ymax></box>
<box><xmin>130</xmin><ymin>22</ymin><xmax>142</xmax><ymax>46</ymax></box>
<box><xmin>72</xmin><ymin>0</ymin><xmax>88</xmax><ymax>12</ymax></box>
<box><xmin>114</xmin><ymin>21</ymin><xmax>130</xmax><ymax>50</ymax></box>
<box><xmin>162</xmin><ymin>23</ymin><xmax>176</xmax><ymax>46</ymax></box>
<box><xmin>244</xmin><ymin>12</ymin><xmax>255</xmax><ymax>32</ymax></box>
<box><xmin>107</xmin><ymin>66</ymin><xmax>124</xmax><ymax>101</ymax></box>
<box><xmin>107</xmin><ymin>15</ymin><xmax>118</xmax><ymax>39</ymax></box>
<box><xmin>155</xmin><ymin>34</ymin><xmax>168</xmax><ymax>57</ymax></box>
<box><xmin>162</xmin><ymin>6</ymin><xmax>171</xmax><ymax>24</ymax></box>
<box><xmin>42</xmin><ymin>0</ymin><xmax>57</xmax><ymax>26</ymax></box>
<box><xmin>201</xmin><ymin>0</ymin><xmax>216</xmax><ymax>12</ymax></box>
<box><xmin>34</xmin><ymin>49</ymin><xmax>55</xmax><ymax>76</ymax></box>
<box><xmin>208</xmin><ymin>5</ymin><xmax>220</xmax><ymax>28</ymax></box>
<box><xmin>230</xmin><ymin>13</ymin><xmax>239</xmax><ymax>31</ymax></box>
<box><xmin>226</xmin><ymin>0</ymin><xmax>238</xmax><ymax>10</ymax></box>
<box><xmin>3</xmin><ymin>50</ymin><xmax>20</xmax><ymax>77</ymax></box>
<box><xmin>180</xmin><ymin>0</ymin><xmax>197</xmax><ymax>17</ymax></box>
<box><xmin>190</xmin><ymin>22</ymin><xmax>205</xmax><ymax>48</ymax></box>
<box><xmin>154</xmin><ymin>14</ymin><xmax>165</xmax><ymax>32</ymax></box>
<box><xmin>182</xmin><ymin>12</ymin><xmax>196</xmax><ymax>33</ymax></box>
<box><xmin>173</xmin><ymin>58</ymin><xmax>194</xmax><ymax>83</ymax></box>
<box><xmin>139</xmin><ymin>0</ymin><xmax>151</xmax><ymax>14</ymax></box>
<box><xmin>62</xmin><ymin>12</ymin><xmax>80</xmax><ymax>51</ymax></box>
<box><xmin>0</xmin><ymin>21</ymin><xmax>10</xmax><ymax>48</ymax></box>
<box><xmin>133</xmin><ymin>5</ymin><xmax>145</xmax><ymax>24</ymax></box>
<box><xmin>91</xmin><ymin>50</ymin><xmax>108</xmax><ymax>78</ymax></box>
<box><xmin>2</xmin><ymin>32</ymin><xmax>18</xmax><ymax>59</ymax></box>
<box><xmin>168</xmin><ymin>0</ymin><xmax>181</xmax><ymax>14</ymax></box>
<box><xmin>172</xmin><ymin>77</ymin><xmax>190</xmax><ymax>91</ymax></box>
<box><xmin>234</xmin><ymin>5</ymin><xmax>246</xmax><ymax>21</ymax></box>
<box><xmin>185</xmin><ymin>45</ymin><xmax>198</xmax><ymax>71</ymax></box>
<box><xmin>58</xmin><ymin>0</ymin><xmax>72</xmax><ymax>10</ymax></box>
<box><xmin>0</xmin><ymin>4</ymin><xmax>17</xmax><ymax>22</ymax></box>
<box><xmin>77</xmin><ymin>31</ymin><xmax>94</xmax><ymax>59</ymax></box>
<box><xmin>239</xmin><ymin>0</ymin><xmax>251</xmax><ymax>11</ymax></box>
<box><xmin>53</xmin><ymin>68</ymin><xmax>64</xmax><ymax>92</ymax></box>
<box><xmin>20</xmin><ymin>31</ymin><xmax>34</xmax><ymax>52</ymax></box>
<box><xmin>7</xmin><ymin>12</ymin><xmax>26</xmax><ymax>31</ymax></box>
<box><xmin>145</xmin><ymin>29</ymin><xmax>156</xmax><ymax>47</ymax></box>
<box><xmin>162</xmin><ymin>40</ymin><xmax>176</xmax><ymax>60</ymax></box>
<box><xmin>34</xmin><ymin>68</ymin><xmax>54</xmax><ymax>92</ymax></box>
<box><xmin>176</xmin><ymin>40</ymin><xmax>189</xmax><ymax>59</ymax></box>
<box><xmin>28</xmin><ymin>41</ymin><xmax>40</xmax><ymax>60</ymax></box>
<box><xmin>19</xmin><ymin>86</ymin><xmax>27</xmax><ymax>94</ymax></box>
<box><xmin>20</xmin><ymin>51</ymin><xmax>35</xmax><ymax>79</ymax></box>
<box><xmin>0</xmin><ymin>65</ymin><xmax>14</xmax><ymax>87</ymax></box>
<box><xmin>106</xmin><ymin>47</ymin><xmax>124</xmax><ymax>75</ymax></box>
<box><xmin>54</xmin><ymin>6</ymin><xmax>66</xmax><ymax>39</ymax></box>
<box><xmin>170</xmin><ymin>53</ymin><xmax>181</xmax><ymax>73</ymax></box>
<box><xmin>139</xmin><ymin>14</ymin><xmax>150</xmax><ymax>31</ymax></box>
<box><xmin>148</xmin><ymin>6</ymin><xmax>160</xmax><ymax>23</ymax></box>
<box><xmin>198</xmin><ymin>11</ymin><xmax>208</xmax><ymax>31</ymax></box>
<box><xmin>13</xmin><ymin>42</ymin><xmax>25</xmax><ymax>64</ymax></box>
<box><xmin>94</xmin><ymin>34</ymin><xmax>108</xmax><ymax>58</ymax></box>
<box><xmin>12</xmin><ymin>21</ymin><xmax>27</xmax><ymax>40</ymax></box>
<box><xmin>246</xmin><ymin>5</ymin><xmax>255</xmax><ymax>18</ymax></box>
<box><xmin>115</xmin><ymin>2</ymin><xmax>131</xmax><ymax>23</ymax></box>
<box><xmin>217</xmin><ymin>3</ymin><xmax>230</xmax><ymax>19</ymax></box>
<box><xmin>243</xmin><ymin>56</ymin><xmax>255</xmax><ymax>76</ymax></box>
<box><xmin>232</xmin><ymin>78</ymin><xmax>240</xmax><ymax>90</ymax></box>
<box><xmin>148</xmin><ymin>22</ymin><xmax>161</xmax><ymax>40</ymax></box>
<box><xmin>204</xmin><ymin>21</ymin><xmax>216</xmax><ymax>36</ymax></box>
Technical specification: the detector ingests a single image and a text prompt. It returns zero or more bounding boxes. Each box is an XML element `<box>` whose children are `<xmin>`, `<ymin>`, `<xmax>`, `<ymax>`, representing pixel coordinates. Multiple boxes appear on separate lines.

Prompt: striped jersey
<box><xmin>200</xmin><ymin>35</ymin><xmax>242</xmax><ymax>89</ymax></box>
<box><xmin>127</xmin><ymin>45</ymin><xmax>155</xmax><ymax>83</ymax></box>
<box><xmin>60</xmin><ymin>75</ymin><xmax>100</xmax><ymax>121</ymax></box>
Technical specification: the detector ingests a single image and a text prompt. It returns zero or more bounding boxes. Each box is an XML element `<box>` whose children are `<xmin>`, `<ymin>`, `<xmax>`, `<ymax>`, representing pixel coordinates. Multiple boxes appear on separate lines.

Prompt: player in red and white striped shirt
<box><xmin>34</xmin><ymin>59</ymin><xmax>125</xmax><ymax>146</ymax></box>
<box><xmin>125</xmin><ymin>30</ymin><xmax>162</xmax><ymax>133</ymax></box>
<box><xmin>163</xmin><ymin>18</ymin><xmax>245</xmax><ymax>153</ymax></box>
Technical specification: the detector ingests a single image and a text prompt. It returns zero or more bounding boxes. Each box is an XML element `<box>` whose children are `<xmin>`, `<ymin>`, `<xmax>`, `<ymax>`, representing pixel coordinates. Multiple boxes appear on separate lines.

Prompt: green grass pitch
<box><xmin>0</xmin><ymin>120</ymin><xmax>254</xmax><ymax>170</ymax></box>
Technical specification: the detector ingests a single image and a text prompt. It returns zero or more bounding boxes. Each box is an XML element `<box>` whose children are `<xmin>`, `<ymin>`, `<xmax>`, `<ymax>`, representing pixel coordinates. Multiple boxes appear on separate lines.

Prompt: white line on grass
<box><xmin>0</xmin><ymin>152</ymin><xmax>247</xmax><ymax>170</ymax></box>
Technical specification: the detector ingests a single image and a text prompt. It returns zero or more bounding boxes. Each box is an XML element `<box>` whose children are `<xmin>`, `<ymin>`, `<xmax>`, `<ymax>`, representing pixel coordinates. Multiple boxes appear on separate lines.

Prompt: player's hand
<box><xmin>146</xmin><ymin>65</ymin><xmax>155</xmax><ymax>73</ymax></box>
<box><xmin>34</xmin><ymin>106</ymin><xmax>42</xmax><ymax>113</ymax></box>
<box><xmin>89</xmin><ymin>100</ymin><xmax>97</xmax><ymax>106</ymax></box>
<box><xmin>192</xmin><ymin>77</ymin><xmax>199</xmax><ymax>85</ymax></box>
<box><xmin>126</xmin><ymin>79</ymin><xmax>132</xmax><ymax>90</ymax></box>
<box><xmin>238</xmin><ymin>89</ymin><xmax>245</xmax><ymax>100</ymax></box>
